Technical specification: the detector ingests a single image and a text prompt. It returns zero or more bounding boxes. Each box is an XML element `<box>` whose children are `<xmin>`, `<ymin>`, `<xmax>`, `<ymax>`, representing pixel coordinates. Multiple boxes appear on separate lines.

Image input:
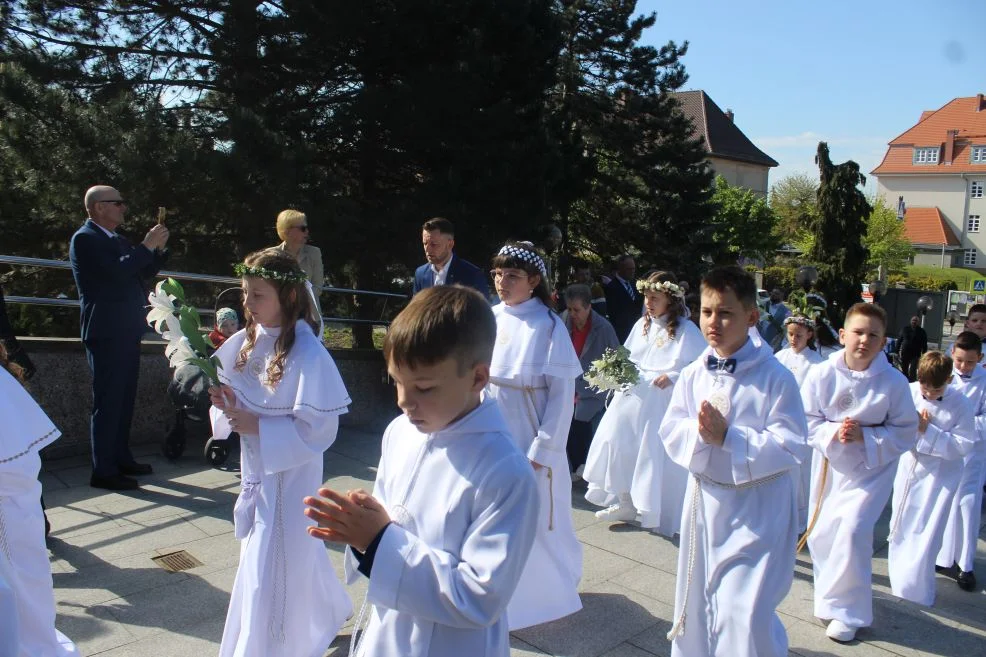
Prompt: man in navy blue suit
<box><xmin>70</xmin><ymin>185</ymin><xmax>170</xmax><ymax>490</ymax></box>
<box><xmin>412</xmin><ymin>217</ymin><xmax>489</xmax><ymax>298</ymax></box>
<box><xmin>603</xmin><ymin>254</ymin><xmax>643</xmax><ymax>343</ymax></box>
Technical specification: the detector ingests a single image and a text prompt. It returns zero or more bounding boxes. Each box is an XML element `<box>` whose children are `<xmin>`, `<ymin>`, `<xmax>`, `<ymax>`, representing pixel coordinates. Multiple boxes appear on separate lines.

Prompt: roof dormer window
<box><xmin>914</xmin><ymin>147</ymin><xmax>940</xmax><ymax>164</ymax></box>
<box><xmin>972</xmin><ymin>146</ymin><xmax>986</xmax><ymax>163</ymax></box>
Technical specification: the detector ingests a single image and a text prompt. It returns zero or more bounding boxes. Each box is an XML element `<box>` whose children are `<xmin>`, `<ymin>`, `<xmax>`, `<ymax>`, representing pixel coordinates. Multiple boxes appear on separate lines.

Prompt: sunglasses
<box><xmin>97</xmin><ymin>199</ymin><xmax>127</xmax><ymax>207</ymax></box>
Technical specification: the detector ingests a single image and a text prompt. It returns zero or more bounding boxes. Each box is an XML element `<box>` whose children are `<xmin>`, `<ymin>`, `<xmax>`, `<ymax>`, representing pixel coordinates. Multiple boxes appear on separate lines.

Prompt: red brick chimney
<box><xmin>945</xmin><ymin>129</ymin><xmax>957</xmax><ymax>164</ymax></box>
<box><xmin>978</xmin><ymin>93</ymin><xmax>985</xmax><ymax>111</ymax></box>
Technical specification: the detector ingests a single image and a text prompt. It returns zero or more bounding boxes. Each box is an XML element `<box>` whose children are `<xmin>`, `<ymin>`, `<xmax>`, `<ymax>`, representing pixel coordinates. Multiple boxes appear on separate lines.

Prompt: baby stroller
<box><xmin>162</xmin><ymin>287</ymin><xmax>243</xmax><ymax>468</ymax></box>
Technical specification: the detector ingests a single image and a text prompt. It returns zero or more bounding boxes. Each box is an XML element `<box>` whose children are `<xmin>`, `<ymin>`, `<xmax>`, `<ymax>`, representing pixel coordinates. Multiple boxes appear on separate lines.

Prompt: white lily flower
<box><xmin>165</xmin><ymin>336</ymin><xmax>197</xmax><ymax>369</ymax></box>
<box><xmin>147</xmin><ymin>281</ymin><xmax>179</xmax><ymax>334</ymax></box>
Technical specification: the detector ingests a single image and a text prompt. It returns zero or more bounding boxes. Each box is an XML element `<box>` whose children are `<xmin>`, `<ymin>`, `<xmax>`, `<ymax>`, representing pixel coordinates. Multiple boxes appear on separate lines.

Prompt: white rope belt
<box><xmin>667</xmin><ymin>469</ymin><xmax>788</xmax><ymax>641</ymax></box>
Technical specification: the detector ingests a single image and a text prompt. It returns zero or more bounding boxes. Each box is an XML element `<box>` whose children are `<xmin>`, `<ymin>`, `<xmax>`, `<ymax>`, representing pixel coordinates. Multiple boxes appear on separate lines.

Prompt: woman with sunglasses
<box><xmin>275</xmin><ymin>209</ymin><xmax>325</xmax><ymax>315</ymax></box>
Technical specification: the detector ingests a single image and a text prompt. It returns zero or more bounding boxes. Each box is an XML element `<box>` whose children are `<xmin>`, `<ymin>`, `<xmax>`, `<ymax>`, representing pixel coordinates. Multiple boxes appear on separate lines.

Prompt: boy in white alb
<box><xmin>305</xmin><ymin>285</ymin><xmax>539</xmax><ymax>657</ymax></box>
<box><xmin>936</xmin><ymin>330</ymin><xmax>986</xmax><ymax>591</ymax></box>
<box><xmin>888</xmin><ymin>351</ymin><xmax>976</xmax><ymax>605</ymax></box>
<box><xmin>801</xmin><ymin>302</ymin><xmax>918</xmax><ymax>642</ymax></box>
<box><xmin>660</xmin><ymin>267</ymin><xmax>809</xmax><ymax>657</ymax></box>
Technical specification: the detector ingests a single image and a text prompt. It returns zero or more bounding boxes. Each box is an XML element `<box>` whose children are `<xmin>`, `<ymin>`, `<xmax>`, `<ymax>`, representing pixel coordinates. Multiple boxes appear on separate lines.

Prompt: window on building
<box><xmin>965</xmin><ymin>249</ymin><xmax>978</xmax><ymax>266</ymax></box>
<box><xmin>914</xmin><ymin>147</ymin><xmax>940</xmax><ymax>164</ymax></box>
<box><xmin>973</xmin><ymin>181</ymin><xmax>984</xmax><ymax>198</ymax></box>
<box><xmin>972</xmin><ymin>146</ymin><xmax>986</xmax><ymax>163</ymax></box>
<box><xmin>969</xmin><ymin>215</ymin><xmax>981</xmax><ymax>233</ymax></box>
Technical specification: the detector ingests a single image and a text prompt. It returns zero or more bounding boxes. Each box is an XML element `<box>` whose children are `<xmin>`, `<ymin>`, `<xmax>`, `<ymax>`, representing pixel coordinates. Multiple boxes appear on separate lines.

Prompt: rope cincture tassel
<box><xmin>797</xmin><ymin>458</ymin><xmax>829</xmax><ymax>554</ymax></box>
<box><xmin>667</xmin><ymin>475</ymin><xmax>700</xmax><ymax>641</ymax></box>
<box><xmin>546</xmin><ymin>466</ymin><xmax>554</xmax><ymax>531</ymax></box>
<box><xmin>886</xmin><ymin>449</ymin><xmax>919</xmax><ymax>544</ymax></box>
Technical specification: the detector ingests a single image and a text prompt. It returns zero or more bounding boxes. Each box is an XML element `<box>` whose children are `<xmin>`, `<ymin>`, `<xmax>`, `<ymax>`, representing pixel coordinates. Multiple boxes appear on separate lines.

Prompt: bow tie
<box><xmin>706</xmin><ymin>355</ymin><xmax>737</xmax><ymax>373</ymax></box>
<box><xmin>959</xmin><ymin>373</ymin><xmax>972</xmax><ymax>380</ymax></box>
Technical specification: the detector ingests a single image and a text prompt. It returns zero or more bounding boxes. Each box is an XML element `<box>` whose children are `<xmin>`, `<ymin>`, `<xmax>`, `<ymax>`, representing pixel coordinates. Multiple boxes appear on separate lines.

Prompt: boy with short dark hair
<box><xmin>888</xmin><ymin>351</ymin><xmax>976</xmax><ymax>605</ymax></box>
<box><xmin>801</xmin><ymin>302</ymin><xmax>918</xmax><ymax>642</ymax></box>
<box><xmin>660</xmin><ymin>266</ymin><xmax>809</xmax><ymax>657</ymax></box>
<box><xmin>304</xmin><ymin>285</ymin><xmax>538</xmax><ymax>657</ymax></box>
<box><xmin>936</xmin><ymin>331</ymin><xmax>986</xmax><ymax>591</ymax></box>
<box><xmin>963</xmin><ymin>304</ymin><xmax>986</xmax><ymax>339</ymax></box>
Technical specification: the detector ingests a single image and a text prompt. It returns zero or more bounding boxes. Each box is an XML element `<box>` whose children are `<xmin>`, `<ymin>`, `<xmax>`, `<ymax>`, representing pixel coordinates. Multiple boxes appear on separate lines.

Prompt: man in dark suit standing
<box><xmin>70</xmin><ymin>185</ymin><xmax>169</xmax><ymax>490</ymax></box>
<box><xmin>895</xmin><ymin>315</ymin><xmax>928</xmax><ymax>382</ymax></box>
<box><xmin>603</xmin><ymin>254</ymin><xmax>643</xmax><ymax>343</ymax></box>
<box><xmin>413</xmin><ymin>217</ymin><xmax>489</xmax><ymax>298</ymax></box>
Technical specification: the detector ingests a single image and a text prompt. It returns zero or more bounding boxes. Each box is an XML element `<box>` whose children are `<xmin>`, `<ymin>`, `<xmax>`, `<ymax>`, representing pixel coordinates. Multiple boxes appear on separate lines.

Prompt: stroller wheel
<box><xmin>205</xmin><ymin>437</ymin><xmax>230</xmax><ymax>467</ymax></box>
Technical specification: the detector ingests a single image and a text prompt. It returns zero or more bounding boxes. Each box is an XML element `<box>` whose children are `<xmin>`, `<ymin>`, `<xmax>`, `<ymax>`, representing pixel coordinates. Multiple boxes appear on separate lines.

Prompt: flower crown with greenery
<box><xmin>233</xmin><ymin>263</ymin><xmax>309</xmax><ymax>284</ymax></box>
<box><xmin>635</xmin><ymin>279</ymin><xmax>685</xmax><ymax>299</ymax></box>
<box><xmin>783</xmin><ymin>293</ymin><xmax>825</xmax><ymax>329</ymax></box>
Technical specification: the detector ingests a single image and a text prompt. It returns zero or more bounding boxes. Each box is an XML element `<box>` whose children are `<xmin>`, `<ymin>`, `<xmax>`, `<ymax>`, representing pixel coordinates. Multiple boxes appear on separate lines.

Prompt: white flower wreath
<box><xmin>635</xmin><ymin>279</ymin><xmax>685</xmax><ymax>299</ymax></box>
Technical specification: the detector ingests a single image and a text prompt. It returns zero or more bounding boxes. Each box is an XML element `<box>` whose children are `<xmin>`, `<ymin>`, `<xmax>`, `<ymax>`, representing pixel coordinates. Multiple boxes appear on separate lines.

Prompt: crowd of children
<box><xmin>5</xmin><ymin>246</ymin><xmax>984</xmax><ymax>657</ymax></box>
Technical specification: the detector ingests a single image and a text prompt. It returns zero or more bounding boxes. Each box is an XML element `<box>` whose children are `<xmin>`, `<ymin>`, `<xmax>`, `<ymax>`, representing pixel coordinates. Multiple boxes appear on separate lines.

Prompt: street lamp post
<box><xmin>917</xmin><ymin>295</ymin><xmax>933</xmax><ymax>329</ymax></box>
<box><xmin>796</xmin><ymin>265</ymin><xmax>819</xmax><ymax>294</ymax></box>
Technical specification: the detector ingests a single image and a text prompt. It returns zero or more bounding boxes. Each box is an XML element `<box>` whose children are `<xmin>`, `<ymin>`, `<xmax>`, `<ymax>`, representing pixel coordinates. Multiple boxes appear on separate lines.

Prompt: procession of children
<box><xmin>5</xmin><ymin>243</ymin><xmax>985</xmax><ymax>657</ymax></box>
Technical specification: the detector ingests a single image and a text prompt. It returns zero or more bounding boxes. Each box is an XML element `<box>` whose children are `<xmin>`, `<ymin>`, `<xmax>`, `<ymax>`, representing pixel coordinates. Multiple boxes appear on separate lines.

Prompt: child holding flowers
<box><xmin>208</xmin><ymin>248</ymin><xmax>352</xmax><ymax>657</ymax></box>
<box><xmin>583</xmin><ymin>271</ymin><xmax>705</xmax><ymax>536</ymax></box>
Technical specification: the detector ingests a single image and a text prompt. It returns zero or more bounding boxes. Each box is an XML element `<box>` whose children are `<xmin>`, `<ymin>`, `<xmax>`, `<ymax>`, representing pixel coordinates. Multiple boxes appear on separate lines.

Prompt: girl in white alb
<box><xmin>0</xmin><ymin>353</ymin><xmax>78</xmax><ymax>657</ymax></box>
<box><xmin>774</xmin><ymin>306</ymin><xmax>824</xmax><ymax>530</ymax></box>
<box><xmin>209</xmin><ymin>249</ymin><xmax>352</xmax><ymax>657</ymax></box>
<box><xmin>486</xmin><ymin>242</ymin><xmax>584</xmax><ymax>630</ymax></box>
<box><xmin>583</xmin><ymin>271</ymin><xmax>705</xmax><ymax>536</ymax></box>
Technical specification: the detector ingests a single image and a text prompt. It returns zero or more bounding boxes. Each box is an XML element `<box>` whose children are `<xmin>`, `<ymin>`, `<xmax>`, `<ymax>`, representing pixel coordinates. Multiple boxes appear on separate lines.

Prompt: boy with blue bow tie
<box><xmin>660</xmin><ymin>266</ymin><xmax>809</xmax><ymax>657</ymax></box>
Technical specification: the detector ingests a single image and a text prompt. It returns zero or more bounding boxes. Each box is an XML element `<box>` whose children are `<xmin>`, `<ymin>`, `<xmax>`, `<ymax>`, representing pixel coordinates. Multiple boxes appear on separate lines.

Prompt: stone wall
<box><xmin>20</xmin><ymin>338</ymin><xmax>396</xmax><ymax>461</ymax></box>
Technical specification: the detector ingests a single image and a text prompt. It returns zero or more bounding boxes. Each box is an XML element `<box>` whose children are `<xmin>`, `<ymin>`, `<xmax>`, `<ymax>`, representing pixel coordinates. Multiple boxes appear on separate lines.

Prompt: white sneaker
<box><xmin>595</xmin><ymin>502</ymin><xmax>637</xmax><ymax>522</ymax></box>
<box><xmin>825</xmin><ymin>619</ymin><xmax>857</xmax><ymax>642</ymax></box>
<box><xmin>571</xmin><ymin>465</ymin><xmax>585</xmax><ymax>482</ymax></box>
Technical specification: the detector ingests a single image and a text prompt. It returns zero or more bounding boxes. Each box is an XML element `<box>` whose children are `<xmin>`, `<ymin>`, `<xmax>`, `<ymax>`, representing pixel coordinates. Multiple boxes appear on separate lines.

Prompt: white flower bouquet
<box><xmin>147</xmin><ymin>278</ymin><xmax>222</xmax><ymax>385</ymax></box>
<box><xmin>583</xmin><ymin>346</ymin><xmax>641</xmax><ymax>394</ymax></box>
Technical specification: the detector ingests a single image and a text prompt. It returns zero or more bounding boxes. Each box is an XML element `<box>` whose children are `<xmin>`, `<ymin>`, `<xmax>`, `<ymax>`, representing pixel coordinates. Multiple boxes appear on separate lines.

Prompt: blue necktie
<box><xmin>706</xmin><ymin>355</ymin><xmax>736</xmax><ymax>373</ymax></box>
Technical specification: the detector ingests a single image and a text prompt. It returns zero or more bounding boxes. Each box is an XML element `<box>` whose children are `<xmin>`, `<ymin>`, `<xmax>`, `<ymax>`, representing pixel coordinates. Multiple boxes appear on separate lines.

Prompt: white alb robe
<box><xmin>0</xmin><ymin>367</ymin><xmax>79</xmax><ymax>657</ymax></box>
<box><xmin>774</xmin><ymin>346</ymin><xmax>824</xmax><ymax>530</ymax></box>
<box><xmin>210</xmin><ymin>321</ymin><xmax>352</xmax><ymax>657</ymax></box>
<box><xmin>801</xmin><ymin>349</ymin><xmax>917</xmax><ymax>628</ymax></box>
<box><xmin>660</xmin><ymin>337</ymin><xmax>809</xmax><ymax>657</ymax></box>
<box><xmin>344</xmin><ymin>399</ymin><xmax>538</xmax><ymax>657</ymax></box>
<box><xmin>936</xmin><ymin>365</ymin><xmax>986</xmax><ymax>573</ymax></box>
<box><xmin>599</xmin><ymin>316</ymin><xmax>704</xmax><ymax>535</ymax></box>
<box><xmin>888</xmin><ymin>384</ymin><xmax>975</xmax><ymax>606</ymax></box>
<box><xmin>486</xmin><ymin>296</ymin><xmax>584</xmax><ymax>630</ymax></box>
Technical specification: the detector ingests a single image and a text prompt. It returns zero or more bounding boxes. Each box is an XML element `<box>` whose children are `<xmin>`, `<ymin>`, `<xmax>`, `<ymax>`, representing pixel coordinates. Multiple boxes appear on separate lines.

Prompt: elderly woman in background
<box><xmin>563</xmin><ymin>284</ymin><xmax>620</xmax><ymax>480</ymax></box>
<box><xmin>275</xmin><ymin>209</ymin><xmax>325</xmax><ymax>314</ymax></box>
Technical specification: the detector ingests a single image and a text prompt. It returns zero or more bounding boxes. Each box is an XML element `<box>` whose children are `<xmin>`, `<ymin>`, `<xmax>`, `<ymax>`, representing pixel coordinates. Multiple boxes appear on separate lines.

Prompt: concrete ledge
<box><xmin>19</xmin><ymin>337</ymin><xmax>396</xmax><ymax>461</ymax></box>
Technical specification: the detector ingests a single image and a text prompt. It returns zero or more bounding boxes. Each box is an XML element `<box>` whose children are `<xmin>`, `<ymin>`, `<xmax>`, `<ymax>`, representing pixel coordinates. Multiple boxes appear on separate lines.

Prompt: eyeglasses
<box><xmin>97</xmin><ymin>199</ymin><xmax>127</xmax><ymax>207</ymax></box>
<box><xmin>490</xmin><ymin>270</ymin><xmax>527</xmax><ymax>283</ymax></box>
<box><xmin>295</xmin><ymin>224</ymin><xmax>309</xmax><ymax>232</ymax></box>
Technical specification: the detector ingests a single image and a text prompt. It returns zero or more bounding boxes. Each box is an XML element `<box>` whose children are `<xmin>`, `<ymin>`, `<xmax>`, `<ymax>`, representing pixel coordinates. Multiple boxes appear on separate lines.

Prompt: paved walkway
<box><xmin>41</xmin><ymin>427</ymin><xmax>986</xmax><ymax>656</ymax></box>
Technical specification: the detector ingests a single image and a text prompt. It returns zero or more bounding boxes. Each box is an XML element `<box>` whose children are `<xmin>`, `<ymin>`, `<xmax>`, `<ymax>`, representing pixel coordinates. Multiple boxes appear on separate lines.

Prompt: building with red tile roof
<box><xmin>672</xmin><ymin>90</ymin><xmax>778</xmax><ymax>196</ymax></box>
<box><xmin>873</xmin><ymin>94</ymin><xmax>986</xmax><ymax>272</ymax></box>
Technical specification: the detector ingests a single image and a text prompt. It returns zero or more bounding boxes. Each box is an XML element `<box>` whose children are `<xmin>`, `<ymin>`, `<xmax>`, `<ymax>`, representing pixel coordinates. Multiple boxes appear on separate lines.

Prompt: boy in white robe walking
<box><xmin>660</xmin><ymin>266</ymin><xmax>809</xmax><ymax>657</ymax></box>
<box><xmin>0</xmin><ymin>346</ymin><xmax>78</xmax><ymax>657</ymax></box>
<box><xmin>304</xmin><ymin>285</ymin><xmax>539</xmax><ymax>657</ymax></box>
<box><xmin>936</xmin><ymin>330</ymin><xmax>986</xmax><ymax>591</ymax></box>
<box><xmin>888</xmin><ymin>351</ymin><xmax>976</xmax><ymax>605</ymax></box>
<box><xmin>801</xmin><ymin>302</ymin><xmax>918</xmax><ymax>643</ymax></box>
<box><xmin>209</xmin><ymin>248</ymin><xmax>352</xmax><ymax>657</ymax></box>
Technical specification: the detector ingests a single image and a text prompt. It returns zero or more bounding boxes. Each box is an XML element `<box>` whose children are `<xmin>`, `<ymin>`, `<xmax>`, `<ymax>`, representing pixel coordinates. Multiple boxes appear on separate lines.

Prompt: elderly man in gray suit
<box><xmin>562</xmin><ymin>283</ymin><xmax>621</xmax><ymax>479</ymax></box>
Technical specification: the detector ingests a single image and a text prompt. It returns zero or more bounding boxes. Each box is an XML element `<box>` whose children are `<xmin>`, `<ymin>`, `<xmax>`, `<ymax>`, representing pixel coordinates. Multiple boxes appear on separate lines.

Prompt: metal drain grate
<box><xmin>152</xmin><ymin>550</ymin><xmax>203</xmax><ymax>573</ymax></box>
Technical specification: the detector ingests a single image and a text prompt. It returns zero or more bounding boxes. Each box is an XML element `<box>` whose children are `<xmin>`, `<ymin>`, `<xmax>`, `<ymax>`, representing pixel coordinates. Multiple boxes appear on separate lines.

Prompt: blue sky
<box><xmin>636</xmin><ymin>0</ymin><xmax>982</xmax><ymax>195</ymax></box>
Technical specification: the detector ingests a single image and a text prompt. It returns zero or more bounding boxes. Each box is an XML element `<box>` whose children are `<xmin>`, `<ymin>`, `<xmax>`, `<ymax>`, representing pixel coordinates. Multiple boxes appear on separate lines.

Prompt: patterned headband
<box><xmin>497</xmin><ymin>244</ymin><xmax>548</xmax><ymax>278</ymax></box>
<box><xmin>233</xmin><ymin>263</ymin><xmax>309</xmax><ymax>284</ymax></box>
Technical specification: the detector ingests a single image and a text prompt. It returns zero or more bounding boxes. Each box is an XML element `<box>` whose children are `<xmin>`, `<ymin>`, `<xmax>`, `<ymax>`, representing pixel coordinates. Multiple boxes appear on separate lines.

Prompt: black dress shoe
<box><xmin>119</xmin><ymin>462</ymin><xmax>153</xmax><ymax>476</ymax></box>
<box><xmin>90</xmin><ymin>473</ymin><xmax>139</xmax><ymax>490</ymax></box>
<box><xmin>935</xmin><ymin>563</ymin><xmax>956</xmax><ymax>576</ymax></box>
<box><xmin>957</xmin><ymin>570</ymin><xmax>977</xmax><ymax>591</ymax></box>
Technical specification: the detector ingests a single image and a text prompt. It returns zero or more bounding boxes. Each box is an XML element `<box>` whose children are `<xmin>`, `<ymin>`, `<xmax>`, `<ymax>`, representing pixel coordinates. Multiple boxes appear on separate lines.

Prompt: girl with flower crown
<box><xmin>208</xmin><ymin>248</ymin><xmax>351</xmax><ymax>657</ymax></box>
<box><xmin>485</xmin><ymin>241</ymin><xmax>584</xmax><ymax>630</ymax></box>
<box><xmin>775</xmin><ymin>304</ymin><xmax>825</xmax><ymax>531</ymax></box>
<box><xmin>0</xmin><ymin>343</ymin><xmax>78</xmax><ymax>657</ymax></box>
<box><xmin>584</xmin><ymin>271</ymin><xmax>706</xmax><ymax>536</ymax></box>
